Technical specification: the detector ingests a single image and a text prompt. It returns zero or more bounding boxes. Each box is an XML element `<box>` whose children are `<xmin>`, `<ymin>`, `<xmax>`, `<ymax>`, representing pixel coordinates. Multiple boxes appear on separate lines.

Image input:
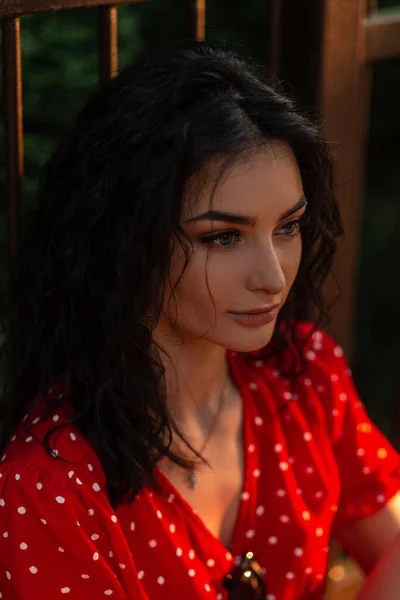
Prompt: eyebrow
<box><xmin>184</xmin><ymin>195</ymin><xmax>308</xmax><ymax>226</ymax></box>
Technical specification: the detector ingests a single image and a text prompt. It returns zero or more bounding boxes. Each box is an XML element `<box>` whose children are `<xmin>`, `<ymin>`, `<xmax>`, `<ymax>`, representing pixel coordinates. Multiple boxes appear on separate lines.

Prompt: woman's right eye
<box><xmin>199</xmin><ymin>231</ymin><xmax>241</xmax><ymax>248</ymax></box>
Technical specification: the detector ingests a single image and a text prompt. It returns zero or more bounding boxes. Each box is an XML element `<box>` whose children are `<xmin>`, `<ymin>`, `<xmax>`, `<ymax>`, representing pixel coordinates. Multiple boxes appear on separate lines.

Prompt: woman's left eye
<box><xmin>199</xmin><ymin>231</ymin><xmax>241</xmax><ymax>248</ymax></box>
<box><xmin>275</xmin><ymin>219</ymin><xmax>301</xmax><ymax>238</ymax></box>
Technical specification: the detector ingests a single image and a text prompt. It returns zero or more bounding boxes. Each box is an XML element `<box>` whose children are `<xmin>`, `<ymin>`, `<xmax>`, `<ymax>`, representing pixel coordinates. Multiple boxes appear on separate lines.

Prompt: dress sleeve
<box><xmin>305</xmin><ymin>327</ymin><xmax>400</xmax><ymax>533</ymax></box>
<box><xmin>0</xmin><ymin>459</ymin><xmax>146</xmax><ymax>599</ymax></box>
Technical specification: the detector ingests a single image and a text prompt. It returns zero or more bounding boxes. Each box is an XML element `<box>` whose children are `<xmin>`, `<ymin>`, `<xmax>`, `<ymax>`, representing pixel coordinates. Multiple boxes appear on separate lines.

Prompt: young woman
<box><xmin>0</xmin><ymin>42</ymin><xmax>399</xmax><ymax>600</ymax></box>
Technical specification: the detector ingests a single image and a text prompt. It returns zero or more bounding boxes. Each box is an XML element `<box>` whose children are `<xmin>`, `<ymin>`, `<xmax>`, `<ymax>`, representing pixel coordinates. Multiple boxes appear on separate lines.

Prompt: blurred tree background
<box><xmin>0</xmin><ymin>0</ymin><xmax>399</xmax><ymax>440</ymax></box>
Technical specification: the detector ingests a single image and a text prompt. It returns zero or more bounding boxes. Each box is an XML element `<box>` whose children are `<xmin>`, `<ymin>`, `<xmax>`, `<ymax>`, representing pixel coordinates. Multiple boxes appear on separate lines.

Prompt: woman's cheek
<box><xmin>276</xmin><ymin>238</ymin><xmax>302</xmax><ymax>287</ymax></box>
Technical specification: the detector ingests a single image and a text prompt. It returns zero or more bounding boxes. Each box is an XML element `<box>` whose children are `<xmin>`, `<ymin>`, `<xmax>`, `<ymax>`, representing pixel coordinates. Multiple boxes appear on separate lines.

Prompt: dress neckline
<box><xmin>153</xmin><ymin>349</ymin><xmax>251</xmax><ymax>554</ymax></box>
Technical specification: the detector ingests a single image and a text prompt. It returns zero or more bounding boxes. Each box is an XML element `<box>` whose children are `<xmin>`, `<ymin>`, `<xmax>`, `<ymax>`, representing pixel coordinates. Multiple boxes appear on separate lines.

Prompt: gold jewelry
<box><xmin>186</xmin><ymin>375</ymin><xmax>230</xmax><ymax>489</ymax></box>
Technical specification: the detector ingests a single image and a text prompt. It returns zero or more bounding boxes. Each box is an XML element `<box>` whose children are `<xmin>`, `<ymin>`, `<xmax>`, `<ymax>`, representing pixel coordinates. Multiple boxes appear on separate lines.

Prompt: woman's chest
<box><xmin>157</xmin><ymin>424</ymin><xmax>245</xmax><ymax>550</ymax></box>
<box><xmin>116</xmin><ymin>410</ymin><xmax>342</xmax><ymax>600</ymax></box>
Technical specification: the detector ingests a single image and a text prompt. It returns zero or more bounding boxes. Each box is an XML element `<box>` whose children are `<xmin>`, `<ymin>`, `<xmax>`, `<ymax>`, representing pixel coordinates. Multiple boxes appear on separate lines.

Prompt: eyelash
<box><xmin>199</xmin><ymin>218</ymin><xmax>305</xmax><ymax>249</ymax></box>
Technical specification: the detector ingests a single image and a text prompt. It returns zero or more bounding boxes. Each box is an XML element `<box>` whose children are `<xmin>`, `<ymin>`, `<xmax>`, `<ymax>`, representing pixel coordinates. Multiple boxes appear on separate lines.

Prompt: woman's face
<box><xmin>160</xmin><ymin>143</ymin><xmax>306</xmax><ymax>353</ymax></box>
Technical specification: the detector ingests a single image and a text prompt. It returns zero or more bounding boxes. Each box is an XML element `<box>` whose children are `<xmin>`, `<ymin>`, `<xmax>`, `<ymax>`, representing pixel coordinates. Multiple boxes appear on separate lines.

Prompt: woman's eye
<box><xmin>199</xmin><ymin>231</ymin><xmax>241</xmax><ymax>248</ymax></box>
<box><xmin>275</xmin><ymin>219</ymin><xmax>301</xmax><ymax>238</ymax></box>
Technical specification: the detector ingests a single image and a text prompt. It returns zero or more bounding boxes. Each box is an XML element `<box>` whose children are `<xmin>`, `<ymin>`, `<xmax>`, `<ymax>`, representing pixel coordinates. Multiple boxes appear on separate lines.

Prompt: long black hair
<box><xmin>0</xmin><ymin>41</ymin><xmax>342</xmax><ymax>507</ymax></box>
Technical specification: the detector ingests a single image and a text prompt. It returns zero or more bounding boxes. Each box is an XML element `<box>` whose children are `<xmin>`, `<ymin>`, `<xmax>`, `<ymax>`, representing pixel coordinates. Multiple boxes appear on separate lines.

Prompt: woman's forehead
<box><xmin>183</xmin><ymin>145</ymin><xmax>304</xmax><ymax>223</ymax></box>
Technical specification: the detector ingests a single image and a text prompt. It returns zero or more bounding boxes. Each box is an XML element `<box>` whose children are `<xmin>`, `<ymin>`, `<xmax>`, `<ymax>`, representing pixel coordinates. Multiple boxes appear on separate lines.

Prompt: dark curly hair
<box><xmin>0</xmin><ymin>41</ymin><xmax>342</xmax><ymax>507</ymax></box>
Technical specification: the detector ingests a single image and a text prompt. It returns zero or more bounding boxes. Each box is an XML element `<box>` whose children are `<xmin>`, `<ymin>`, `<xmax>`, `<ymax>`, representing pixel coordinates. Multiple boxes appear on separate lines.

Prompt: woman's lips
<box><xmin>227</xmin><ymin>305</ymin><xmax>279</xmax><ymax>327</ymax></box>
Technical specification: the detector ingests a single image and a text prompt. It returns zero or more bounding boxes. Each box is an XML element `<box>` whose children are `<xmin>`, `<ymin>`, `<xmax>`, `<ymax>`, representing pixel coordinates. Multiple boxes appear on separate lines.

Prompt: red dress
<box><xmin>1</xmin><ymin>324</ymin><xmax>399</xmax><ymax>600</ymax></box>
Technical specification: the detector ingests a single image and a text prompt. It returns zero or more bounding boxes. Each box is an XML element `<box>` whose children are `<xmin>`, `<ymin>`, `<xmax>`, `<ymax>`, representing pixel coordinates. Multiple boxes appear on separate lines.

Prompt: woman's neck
<box><xmin>153</xmin><ymin>332</ymin><xmax>233</xmax><ymax>431</ymax></box>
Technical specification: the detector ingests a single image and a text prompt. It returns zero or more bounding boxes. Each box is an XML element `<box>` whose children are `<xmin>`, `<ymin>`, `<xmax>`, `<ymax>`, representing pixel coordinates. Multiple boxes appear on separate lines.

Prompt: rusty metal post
<box><xmin>316</xmin><ymin>0</ymin><xmax>372</xmax><ymax>357</ymax></box>
<box><xmin>268</xmin><ymin>0</ymin><xmax>283</xmax><ymax>76</ymax></box>
<box><xmin>2</xmin><ymin>17</ymin><xmax>24</xmax><ymax>260</ymax></box>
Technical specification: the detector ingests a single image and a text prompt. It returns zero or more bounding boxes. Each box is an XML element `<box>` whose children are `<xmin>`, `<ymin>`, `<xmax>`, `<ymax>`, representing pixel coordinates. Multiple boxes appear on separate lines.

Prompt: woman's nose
<box><xmin>246</xmin><ymin>242</ymin><xmax>286</xmax><ymax>297</ymax></box>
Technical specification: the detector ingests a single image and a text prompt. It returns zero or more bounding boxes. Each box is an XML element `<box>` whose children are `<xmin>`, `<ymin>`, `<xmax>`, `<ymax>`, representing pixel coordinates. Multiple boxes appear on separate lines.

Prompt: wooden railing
<box><xmin>1</xmin><ymin>0</ymin><xmax>155</xmax><ymax>261</ymax></box>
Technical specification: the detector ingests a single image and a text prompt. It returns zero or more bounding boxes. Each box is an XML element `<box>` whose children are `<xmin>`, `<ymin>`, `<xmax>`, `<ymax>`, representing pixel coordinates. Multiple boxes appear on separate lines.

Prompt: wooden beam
<box><xmin>317</xmin><ymin>0</ymin><xmax>371</xmax><ymax>356</ymax></box>
<box><xmin>98</xmin><ymin>5</ymin><xmax>118</xmax><ymax>85</ymax></box>
<box><xmin>0</xmin><ymin>0</ymin><xmax>150</xmax><ymax>18</ymax></box>
<box><xmin>2</xmin><ymin>18</ymin><xmax>24</xmax><ymax>259</ymax></box>
<box><xmin>365</xmin><ymin>12</ymin><xmax>400</xmax><ymax>62</ymax></box>
<box><xmin>187</xmin><ymin>0</ymin><xmax>206</xmax><ymax>41</ymax></box>
<box><xmin>268</xmin><ymin>0</ymin><xmax>283</xmax><ymax>75</ymax></box>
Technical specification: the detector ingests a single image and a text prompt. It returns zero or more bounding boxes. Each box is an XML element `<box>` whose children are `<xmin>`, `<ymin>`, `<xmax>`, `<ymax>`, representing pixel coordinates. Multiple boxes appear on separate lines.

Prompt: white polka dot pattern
<box><xmin>0</xmin><ymin>324</ymin><xmax>399</xmax><ymax>600</ymax></box>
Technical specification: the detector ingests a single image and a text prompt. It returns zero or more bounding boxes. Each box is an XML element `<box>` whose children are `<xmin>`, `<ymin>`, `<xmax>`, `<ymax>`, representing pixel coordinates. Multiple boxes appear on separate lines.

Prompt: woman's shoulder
<box><xmin>230</xmin><ymin>320</ymin><xmax>356</xmax><ymax>425</ymax></box>
<box><xmin>0</xmin><ymin>408</ymin><xmax>131</xmax><ymax>600</ymax></box>
<box><xmin>233</xmin><ymin>320</ymin><xmax>347</xmax><ymax>379</ymax></box>
<box><xmin>0</xmin><ymin>404</ymin><xmax>106</xmax><ymax>505</ymax></box>
<box><xmin>295</xmin><ymin>320</ymin><xmax>345</xmax><ymax>356</ymax></box>
<box><xmin>295</xmin><ymin>321</ymin><xmax>348</xmax><ymax>376</ymax></box>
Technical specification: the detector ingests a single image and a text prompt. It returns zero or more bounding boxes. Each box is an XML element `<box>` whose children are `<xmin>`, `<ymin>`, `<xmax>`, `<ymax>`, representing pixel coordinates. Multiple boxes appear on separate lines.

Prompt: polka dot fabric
<box><xmin>1</xmin><ymin>324</ymin><xmax>399</xmax><ymax>599</ymax></box>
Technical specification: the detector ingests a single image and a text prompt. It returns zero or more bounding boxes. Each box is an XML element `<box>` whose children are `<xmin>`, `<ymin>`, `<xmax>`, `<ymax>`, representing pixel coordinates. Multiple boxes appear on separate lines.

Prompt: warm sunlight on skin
<box><xmin>157</xmin><ymin>142</ymin><xmax>307</xmax><ymax>354</ymax></box>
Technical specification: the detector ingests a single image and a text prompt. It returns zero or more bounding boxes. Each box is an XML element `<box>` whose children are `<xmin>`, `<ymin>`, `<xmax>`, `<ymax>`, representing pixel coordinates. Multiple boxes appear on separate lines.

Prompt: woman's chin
<box><xmin>224</xmin><ymin>323</ymin><xmax>276</xmax><ymax>353</ymax></box>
